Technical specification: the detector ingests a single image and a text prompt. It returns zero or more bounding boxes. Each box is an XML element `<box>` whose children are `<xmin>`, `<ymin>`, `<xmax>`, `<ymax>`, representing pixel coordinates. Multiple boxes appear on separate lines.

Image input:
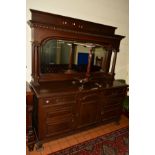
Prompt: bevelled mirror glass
<box><xmin>40</xmin><ymin>39</ymin><xmax>107</xmax><ymax>74</ymax></box>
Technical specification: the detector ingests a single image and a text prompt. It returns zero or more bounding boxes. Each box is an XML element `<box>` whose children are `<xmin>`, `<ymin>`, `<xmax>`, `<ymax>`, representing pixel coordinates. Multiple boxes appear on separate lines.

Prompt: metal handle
<box><xmin>45</xmin><ymin>100</ymin><xmax>50</xmax><ymax>104</ymax></box>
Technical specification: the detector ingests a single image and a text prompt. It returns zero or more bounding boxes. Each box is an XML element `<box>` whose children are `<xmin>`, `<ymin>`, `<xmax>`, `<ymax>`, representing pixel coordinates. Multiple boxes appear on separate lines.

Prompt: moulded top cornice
<box><xmin>28</xmin><ymin>9</ymin><xmax>119</xmax><ymax>37</ymax></box>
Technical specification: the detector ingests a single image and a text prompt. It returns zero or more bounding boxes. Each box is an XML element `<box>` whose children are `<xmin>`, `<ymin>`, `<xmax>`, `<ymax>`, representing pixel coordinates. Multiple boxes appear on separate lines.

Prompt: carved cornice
<box><xmin>29</xmin><ymin>9</ymin><xmax>117</xmax><ymax>36</ymax></box>
<box><xmin>28</xmin><ymin>20</ymin><xmax>124</xmax><ymax>42</ymax></box>
<box><xmin>28</xmin><ymin>9</ymin><xmax>125</xmax><ymax>52</ymax></box>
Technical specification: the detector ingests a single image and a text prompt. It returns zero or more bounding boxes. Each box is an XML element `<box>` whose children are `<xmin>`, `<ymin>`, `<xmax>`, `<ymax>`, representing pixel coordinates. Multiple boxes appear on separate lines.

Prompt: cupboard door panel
<box><xmin>77</xmin><ymin>90</ymin><xmax>101</xmax><ymax>128</ymax></box>
<box><xmin>78</xmin><ymin>101</ymin><xmax>100</xmax><ymax>128</ymax></box>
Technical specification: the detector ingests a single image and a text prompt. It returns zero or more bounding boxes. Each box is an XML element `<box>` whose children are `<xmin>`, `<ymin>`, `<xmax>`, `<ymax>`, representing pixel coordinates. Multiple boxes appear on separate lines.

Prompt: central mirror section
<box><xmin>40</xmin><ymin>39</ymin><xmax>107</xmax><ymax>74</ymax></box>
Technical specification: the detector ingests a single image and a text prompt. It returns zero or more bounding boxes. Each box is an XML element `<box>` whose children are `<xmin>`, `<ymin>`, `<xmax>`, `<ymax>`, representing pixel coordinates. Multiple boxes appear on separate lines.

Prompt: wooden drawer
<box><xmin>43</xmin><ymin>94</ymin><xmax>76</xmax><ymax>106</ymax></box>
<box><xmin>46</xmin><ymin>111</ymin><xmax>74</xmax><ymax>137</ymax></box>
<box><xmin>42</xmin><ymin>98</ymin><xmax>75</xmax><ymax>117</ymax></box>
<box><xmin>101</xmin><ymin>107</ymin><xmax>122</xmax><ymax>121</ymax></box>
<box><xmin>104</xmin><ymin>97</ymin><xmax>123</xmax><ymax>106</ymax></box>
<box><xmin>103</xmin><ymin>103</ymin><xmax>122</xmax><ymax>112</ymax></box>
<box><xmin>46</xmin><ymin>119</ymin><xmax>73</xmax><ymax>137</ymax></box>
<box><xmin>101</xmin><ymin>88</ymin><xmax>126</xmax><ymax>97</ymax></box>
<box><xmin>46</xmin><ymin>108</ymin><xmax>73</xmax><ymax>123</ymax></box>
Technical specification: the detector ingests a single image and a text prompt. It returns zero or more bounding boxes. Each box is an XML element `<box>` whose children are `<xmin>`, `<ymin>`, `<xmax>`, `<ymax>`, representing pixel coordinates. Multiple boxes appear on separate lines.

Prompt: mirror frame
<box><xmin>28</xmin><ymin>9</ymin><xmax>125</xmax><ymax>85</ymax></box>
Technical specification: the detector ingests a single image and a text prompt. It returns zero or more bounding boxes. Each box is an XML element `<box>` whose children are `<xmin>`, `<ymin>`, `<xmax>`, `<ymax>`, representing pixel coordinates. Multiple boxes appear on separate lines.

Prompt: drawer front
<box><xmin>43</xmin><ymin>102</ymin><xmax>74</xmax><ymax>113</ymax></box>
<box><xmin>43</xmin><ymin>94</ymin><xmax>76</xmax><ymax>106</ymax></box>
<box><xmin>46</xmin><ymin>108</ymin><xmax>73</xmax><ymax>124</ymax></box>
<box><xmin>46</xmin><ymin>119</ymin><xmax>73</xmax><ymax>137</ymax></box>
<box><xmin>46</xmin><ymin>111</ymin><xmax>74</xmax><ymax>137</ymax></box>
<box><xmin>101</xmin><ymin>107</ymin><xmax>122</xmax><ymax>121</ymax></box>
<box><xmin>104</xmin><ymin>97</ymin><xmax>124</xmax><ymax>106</ymax></box>
<box><xmin>101</xmin><ymin>88</ymin><xmax>126</xmax><ymax>98</ymax></box>
<box><xmin>42</xmin><ymin>95</ymin><xmax>76</xmax><ymax>116</ymax></box>
<box><xmin>100</xmin><ymin>95</ymin><xmax>124</xmax><ymax>122</ymax></box>
<box><xmin>103</xmin><ymin>103</ymin><xmax>122</xmax><ymax>112</ymax></box>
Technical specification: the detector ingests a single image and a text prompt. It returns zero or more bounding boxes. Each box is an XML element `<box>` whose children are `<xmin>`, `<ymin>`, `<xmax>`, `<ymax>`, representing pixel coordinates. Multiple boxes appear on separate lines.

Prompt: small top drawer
<box><xmin>101</xmin><ymin>88</ymin><xmax>126</xmax><ymax>97</ymax></box>
<box><xmin>43</xmin><ymin>94</ymin><xmax>76</xmax><ymax>105</ymax></box>
<box><xmin>104</xmin><ymin>97</ymin><xmax>124</xmax><ymax>106</ymax></box>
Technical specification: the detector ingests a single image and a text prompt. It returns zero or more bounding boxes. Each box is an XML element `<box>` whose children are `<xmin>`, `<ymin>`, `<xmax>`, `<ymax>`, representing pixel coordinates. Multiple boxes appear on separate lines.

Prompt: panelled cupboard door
<box><xmin>76</xmin><ymin>90</ymin><xmax>101</xmax><ymax>128</ymax></box>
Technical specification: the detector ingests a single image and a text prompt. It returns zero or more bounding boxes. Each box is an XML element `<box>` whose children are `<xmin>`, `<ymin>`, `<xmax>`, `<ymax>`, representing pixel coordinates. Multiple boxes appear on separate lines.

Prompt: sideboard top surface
<box><xmin>31</xmin><ymin>80</ymin><xmax>128</xmax><ymax>98</ymax></box>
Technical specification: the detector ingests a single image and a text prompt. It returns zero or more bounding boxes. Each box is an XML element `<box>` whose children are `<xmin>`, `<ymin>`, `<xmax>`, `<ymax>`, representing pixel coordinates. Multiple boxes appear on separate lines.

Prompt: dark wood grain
<box><xmin>27</xmin><ymin>10</ymin><xmax>128</xmax><ymax>144</ymax></box>
<box><xmin>30</xmin><ymin>80</ymin><xmax>128</xmax><ymax>141</ymax></box>
<box><xmin>26</xmin><ymin>82</ymin><xmax>35</xmax><ymax>151</ymax></box>
<box><xmin>28</xmin><ymin>9</ymin><xmax>125</xmax><ymax>84</ymax></box>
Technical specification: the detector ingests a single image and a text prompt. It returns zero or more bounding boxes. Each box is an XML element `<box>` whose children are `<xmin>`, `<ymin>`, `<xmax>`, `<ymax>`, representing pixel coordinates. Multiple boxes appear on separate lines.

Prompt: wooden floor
<box><xmin>27</xmin><ymin>115</ymin><xmax>129</xmax><ymax>155</ymax></box>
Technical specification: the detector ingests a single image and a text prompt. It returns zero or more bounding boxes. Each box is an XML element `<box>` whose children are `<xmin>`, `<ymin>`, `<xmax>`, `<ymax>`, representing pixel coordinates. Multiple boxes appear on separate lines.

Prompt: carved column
<box><xmin>31</xmin><ymin>42</ymin><xmax>35</xmax><ymax>79</ymax></box>
<box><xmin>66</xmin><ymin>44</ymin><xmax>76</xmax><ymax>73</ymax></box>
<box><xmin>31</xmin><ymin>41</ymin><xmax>40</xmax><ymax>85</ymax></box>
<box><xmin>100</xmin><ymin>47</ymin><xmax>106</xmax><ymax>72</ymax></box>
<box><xmin>110</xmin><ymin>50</ymin><xmax>117</xmax><ymax>75</ymax></box>
<box><xmin>102</xmin><ymin>47</ymin><xmax>112</xmax><ymax>73</ymax></box>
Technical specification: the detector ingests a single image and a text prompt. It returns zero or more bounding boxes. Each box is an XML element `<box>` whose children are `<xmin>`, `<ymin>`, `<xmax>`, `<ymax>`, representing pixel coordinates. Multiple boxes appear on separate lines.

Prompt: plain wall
<box><xmin>26</xmin><ymin>0</ymin><xmax>129</xmax><ymax>83</ymax></box>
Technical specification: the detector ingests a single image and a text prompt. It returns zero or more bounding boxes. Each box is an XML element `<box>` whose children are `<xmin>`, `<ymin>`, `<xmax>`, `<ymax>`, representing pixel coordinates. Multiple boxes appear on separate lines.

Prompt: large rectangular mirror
<box><xmin>40</xmin><ymin>39</ymin><xmax>107</xmax><ymax>74</ymax></box>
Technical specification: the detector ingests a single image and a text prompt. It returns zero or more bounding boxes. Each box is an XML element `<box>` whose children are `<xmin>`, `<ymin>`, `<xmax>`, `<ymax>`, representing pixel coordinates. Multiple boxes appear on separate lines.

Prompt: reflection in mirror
<box><xmin>94</xmin><ymin>47</ymin><xmax>106</xmax><ymax>68</ymax></box>
<box><xmin>40</xmin><ymin>39</ymin><xmax>107</xmax><ymax>74</ymax></box>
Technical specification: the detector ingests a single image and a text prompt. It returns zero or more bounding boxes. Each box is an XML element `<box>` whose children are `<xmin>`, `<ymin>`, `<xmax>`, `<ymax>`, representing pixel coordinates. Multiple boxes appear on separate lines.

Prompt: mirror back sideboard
<box><xmin>27</xmin><ymin>9</ymin><xmax>128</xmax><ymax>145</ymax></box>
